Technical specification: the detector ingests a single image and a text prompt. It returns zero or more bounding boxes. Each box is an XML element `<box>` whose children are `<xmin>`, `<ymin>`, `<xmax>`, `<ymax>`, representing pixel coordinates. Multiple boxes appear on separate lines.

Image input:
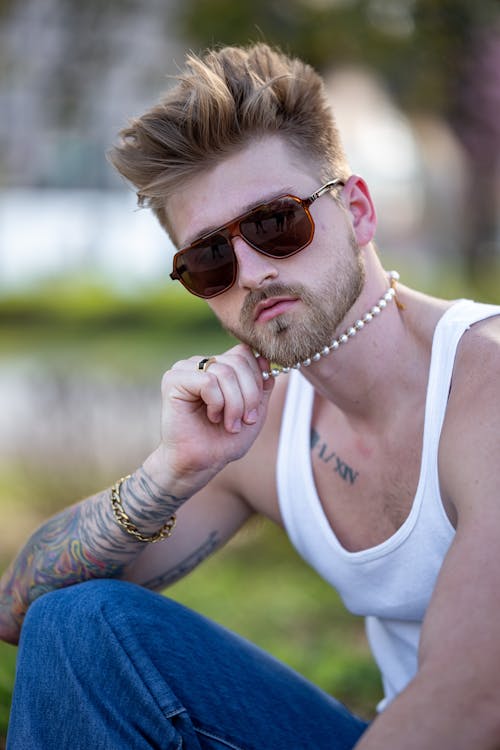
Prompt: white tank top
<box><xmin>277</xmin><ymin>300</ymin><xmax>500</xmax><ymax>710</ymax></box>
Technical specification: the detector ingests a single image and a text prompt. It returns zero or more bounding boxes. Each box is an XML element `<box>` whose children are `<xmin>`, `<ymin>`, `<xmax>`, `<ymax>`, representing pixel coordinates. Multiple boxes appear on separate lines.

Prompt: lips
<box><xmin>253</xmin><ymin>296</ymin><xmax>299</xmax><ymax>323</ymax></box>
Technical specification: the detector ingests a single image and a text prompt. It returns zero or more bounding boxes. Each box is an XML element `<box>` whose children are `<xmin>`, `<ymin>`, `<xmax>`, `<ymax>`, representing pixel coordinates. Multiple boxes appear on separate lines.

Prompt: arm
<box><xmin>0</xmin><ymin>345</ymin><xmax>274</xmax><ymax>645</ymax></box>
<box><xmin>354</xmin><ymin>327</ymin><xmax>500</xmax><ymax>749</ymax></box>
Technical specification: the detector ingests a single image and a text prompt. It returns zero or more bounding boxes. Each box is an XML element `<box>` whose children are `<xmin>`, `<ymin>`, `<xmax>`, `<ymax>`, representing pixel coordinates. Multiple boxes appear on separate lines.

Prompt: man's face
<box><xmin>167</xmin><ymin>135</ymin><xmax>364</xmax><ymax>367</ymax></box>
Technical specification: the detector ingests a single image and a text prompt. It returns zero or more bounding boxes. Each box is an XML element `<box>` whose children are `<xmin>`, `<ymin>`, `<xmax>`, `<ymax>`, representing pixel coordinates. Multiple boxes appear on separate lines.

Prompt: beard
<box><xmin>223</xmin><ymin>247</ymin><xmax>366</xmax><ymax>367</ymax></box>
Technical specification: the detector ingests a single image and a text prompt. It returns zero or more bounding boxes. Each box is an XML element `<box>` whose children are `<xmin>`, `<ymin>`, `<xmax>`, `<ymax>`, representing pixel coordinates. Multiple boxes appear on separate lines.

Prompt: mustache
<box><xmin>240</xmin><ymin>283</ymin><xmax>309</xmax><ymax>324</ymax></box>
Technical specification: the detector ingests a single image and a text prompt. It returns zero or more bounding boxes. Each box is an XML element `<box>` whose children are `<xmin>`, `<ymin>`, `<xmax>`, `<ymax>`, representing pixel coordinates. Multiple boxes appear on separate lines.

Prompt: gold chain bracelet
<box><xmin>110</xmin><ymin>475</ymin><xmax>177</xmax><ymax>543</ymax></box>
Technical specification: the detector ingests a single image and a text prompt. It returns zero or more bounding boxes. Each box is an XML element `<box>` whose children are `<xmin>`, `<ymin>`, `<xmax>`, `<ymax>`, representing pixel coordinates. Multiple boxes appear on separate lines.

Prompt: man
<box><xmin>2</xmin><ymin>43</ymin><xmax>500</xmax><ymax>749</ymax></box>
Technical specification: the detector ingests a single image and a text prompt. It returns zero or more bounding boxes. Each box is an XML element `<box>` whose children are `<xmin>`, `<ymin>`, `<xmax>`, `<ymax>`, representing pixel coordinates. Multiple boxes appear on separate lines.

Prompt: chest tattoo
<box><xmin>310</xmin><ymin>427</ymin><xmax>359</xmax><ymax>486</ymax></box>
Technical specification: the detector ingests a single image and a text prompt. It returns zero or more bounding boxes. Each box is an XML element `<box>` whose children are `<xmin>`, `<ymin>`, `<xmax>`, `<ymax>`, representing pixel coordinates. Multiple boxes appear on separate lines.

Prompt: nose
<box><xmin>232</xmin><ymin>236</ymin><xmax>278</xmax><ymax>290</ymax></box>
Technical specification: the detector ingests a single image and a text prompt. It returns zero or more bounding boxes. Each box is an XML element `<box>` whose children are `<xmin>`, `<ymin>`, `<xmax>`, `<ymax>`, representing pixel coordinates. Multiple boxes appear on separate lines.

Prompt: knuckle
<box><xmin>161</xmin><ymin>370</ymin><xmax>173</xmax><ymax>390</ymax></box>
<box><xmin>210</xmin><ymin>361</ymin><xmax>237</xmax><ymax>381</ymax></box>
<box><xmin>233</xmin><ymin>352</ymin><xmax>250</xmax><ymax>369</ymax></box>
<box><xmin>200</xmin><ymin>376</ymin><xmax>223</xmax><ymax>401</ymax></box>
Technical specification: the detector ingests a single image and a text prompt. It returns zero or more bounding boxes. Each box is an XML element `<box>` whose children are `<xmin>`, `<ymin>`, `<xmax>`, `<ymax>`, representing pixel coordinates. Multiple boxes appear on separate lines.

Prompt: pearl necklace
<box><xmin>259</xmin><ymin>270</ymin><xmax>400</xmax><ymax>380</ymax></box>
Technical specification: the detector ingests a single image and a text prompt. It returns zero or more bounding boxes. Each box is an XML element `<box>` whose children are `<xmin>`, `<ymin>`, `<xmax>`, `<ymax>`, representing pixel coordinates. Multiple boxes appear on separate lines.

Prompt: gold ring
<box><xmin>197</xmin><ymin>357</ymin><xmax>217</xmax><ymax>372</ymax></box>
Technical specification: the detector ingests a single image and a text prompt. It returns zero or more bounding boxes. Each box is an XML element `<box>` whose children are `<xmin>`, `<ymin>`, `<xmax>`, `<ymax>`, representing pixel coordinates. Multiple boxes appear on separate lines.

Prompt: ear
<box><xmin>341</xmin><ymin>175</ymin><xmax>377</xmax><ymax>246</ymax></box>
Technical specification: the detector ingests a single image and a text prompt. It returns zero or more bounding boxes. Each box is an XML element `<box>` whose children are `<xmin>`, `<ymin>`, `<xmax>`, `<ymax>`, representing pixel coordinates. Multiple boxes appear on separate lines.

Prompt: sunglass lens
<box><xmin>241</xmin><ymin>198</ymin><xmax>312</xmax><ymax>256</ymax></box>
<box><xmin>175</xmin><ymin>235</ymin><xmax>236</xmax><ymax>298</ymax></box>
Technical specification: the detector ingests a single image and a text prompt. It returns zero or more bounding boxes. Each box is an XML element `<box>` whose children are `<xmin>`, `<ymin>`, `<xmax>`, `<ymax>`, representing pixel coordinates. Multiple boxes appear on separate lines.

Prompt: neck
<box><xmin>301</xmin><ymin>281</ymin><xmax>441</xmax><ymax>432</ymax></box>
<box><xmin>260</xmin><ymin>270</ymin><xmax>401</xmax><ymax>381</ymax></box>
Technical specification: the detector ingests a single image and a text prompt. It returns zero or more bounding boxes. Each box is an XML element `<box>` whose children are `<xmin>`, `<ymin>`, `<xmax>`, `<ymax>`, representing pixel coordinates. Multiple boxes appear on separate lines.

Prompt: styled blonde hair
<box><xmin>108</xmin><ymin>43</ymin><xmax>349</xmax><ymax>238</ymax></box>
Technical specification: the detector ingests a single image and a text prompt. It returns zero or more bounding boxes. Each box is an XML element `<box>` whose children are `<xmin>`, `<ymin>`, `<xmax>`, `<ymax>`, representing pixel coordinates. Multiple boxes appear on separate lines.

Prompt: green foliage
<box><xmin>175</xmin><ymin>0</ymin><xmax>500</xmax><ymax>279</ymax></box>
<box><xmin>0</xmin><ymin>261</ymin><xmax>498</xmax><ymax>392</ymax></box>
<box><xmin>0</xmin><ymin>276</ymin><xmax>214</xmax><ymax>330</ymax></box>
<box><xmin>0</xmin><ymin>276</ymin><xmax>236</xmax><ymax>373</ymax></box>
<box><xmin>0</xmin><ymin>643</ymin><xmax>16</xmax><ymax>746</ymax></box>
<box><xmin>0</xmin><ymin>0</ymin><xmax>14</xmax><ymax>21</ymax></box>
<box><xmin>177</xmin><ymin>0</ymin><xmax>499</xmax><ymax>114</ymax></box>
<box><xmin>176</xmin><ymin>0</ymin><xmax>410</xmax><ymax>73</ymax></box>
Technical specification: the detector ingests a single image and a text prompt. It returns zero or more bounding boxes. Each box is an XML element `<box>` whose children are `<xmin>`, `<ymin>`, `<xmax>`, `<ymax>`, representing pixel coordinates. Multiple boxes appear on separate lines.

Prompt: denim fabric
<box><xmin>7</xmin><ymin>579</ymin><xmax>368</xmax><ymax>749</ymax></box>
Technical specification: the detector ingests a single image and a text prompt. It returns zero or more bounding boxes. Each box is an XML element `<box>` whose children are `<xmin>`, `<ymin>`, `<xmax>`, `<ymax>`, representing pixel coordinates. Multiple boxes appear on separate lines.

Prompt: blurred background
<box><xmin>1</xmin><ymin>0</ymin><xmax>499</xmax><ymax>741</ymax></box>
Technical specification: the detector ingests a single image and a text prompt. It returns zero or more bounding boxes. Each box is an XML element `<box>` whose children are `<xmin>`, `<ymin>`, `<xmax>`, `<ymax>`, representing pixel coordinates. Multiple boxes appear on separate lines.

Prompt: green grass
<box><xmin>0</xmin><ymin>643</ymin><xmax>16</xmax><ymax>747</ymax></box>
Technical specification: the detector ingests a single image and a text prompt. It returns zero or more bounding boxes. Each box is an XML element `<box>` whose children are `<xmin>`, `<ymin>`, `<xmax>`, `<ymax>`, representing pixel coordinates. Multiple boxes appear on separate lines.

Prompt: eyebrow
<box><xmin>182</xmin><ymin>185</ymin><xmax>296</xmax><ymax>248</ymax></box>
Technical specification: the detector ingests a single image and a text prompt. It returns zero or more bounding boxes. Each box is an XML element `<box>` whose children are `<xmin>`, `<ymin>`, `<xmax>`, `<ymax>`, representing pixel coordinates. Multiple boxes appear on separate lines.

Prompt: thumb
<box><xmin>256</xmin><ymin>356</ymin><xmax>277</xmax><ymax>396</ymax></box>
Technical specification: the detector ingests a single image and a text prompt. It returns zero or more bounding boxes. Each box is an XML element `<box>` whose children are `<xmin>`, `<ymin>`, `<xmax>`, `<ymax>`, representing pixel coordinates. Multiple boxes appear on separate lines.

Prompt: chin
<box><xmin>256</xmin><ymin>333</ymin><xmax>325</xmax><ymax>369</ymax></box>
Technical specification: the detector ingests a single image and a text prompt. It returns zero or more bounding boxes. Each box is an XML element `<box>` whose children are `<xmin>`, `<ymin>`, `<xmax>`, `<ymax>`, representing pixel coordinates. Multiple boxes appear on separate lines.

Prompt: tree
<box><xmin>176</xmin><ymin>0</ymin><xmax>500</xmax><ymax>280</ymax></box>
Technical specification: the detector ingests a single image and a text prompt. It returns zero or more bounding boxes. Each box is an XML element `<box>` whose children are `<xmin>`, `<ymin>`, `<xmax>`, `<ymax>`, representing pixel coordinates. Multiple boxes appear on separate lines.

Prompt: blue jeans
<box><xmin>7</xmin><ymin>580</ymin><xmax>368</xmax><ymax>749</ymax></box>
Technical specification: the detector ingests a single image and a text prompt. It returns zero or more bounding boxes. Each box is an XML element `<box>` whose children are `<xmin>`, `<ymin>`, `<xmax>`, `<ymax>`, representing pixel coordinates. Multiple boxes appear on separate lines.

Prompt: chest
<box><xmin>309</xmin><ymin>411</ymin><xmax>425</xmax><ymax>552</ymax></box>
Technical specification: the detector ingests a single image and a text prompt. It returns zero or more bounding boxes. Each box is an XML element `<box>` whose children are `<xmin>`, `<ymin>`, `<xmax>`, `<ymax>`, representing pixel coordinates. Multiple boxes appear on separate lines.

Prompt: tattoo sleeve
<box><xmin>140</xmin><ymin>531</ymin><xmax>220</xmax><ymax>591</ymax></box>
<box><xmin>0</xmin><ymin>466</ymin><xmax>187</xmax><ymax>643</ymax></box>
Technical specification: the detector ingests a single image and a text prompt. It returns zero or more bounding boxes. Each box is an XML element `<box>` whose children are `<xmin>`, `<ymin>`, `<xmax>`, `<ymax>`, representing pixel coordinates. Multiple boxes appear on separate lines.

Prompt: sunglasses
<box><xmin>170</xmin><ymin>178</ymin><xmax>344</xmax><ymax>299</ymax></box>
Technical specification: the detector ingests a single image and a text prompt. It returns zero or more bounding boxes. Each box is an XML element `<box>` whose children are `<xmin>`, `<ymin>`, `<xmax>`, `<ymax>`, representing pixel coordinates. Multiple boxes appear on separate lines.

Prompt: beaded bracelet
<box><xmin>110</xmin><ymin>475</ymin><xmax>177</xmax><ymax>543</ymax></box>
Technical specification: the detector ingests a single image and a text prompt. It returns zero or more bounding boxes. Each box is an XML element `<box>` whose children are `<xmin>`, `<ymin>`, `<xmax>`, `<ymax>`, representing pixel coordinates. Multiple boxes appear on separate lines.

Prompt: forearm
<box><xmin>0</xmin><ymin>462</ymin><xmax>188</xmax><ymax>645</ymax></box>
<box><xmin>354</xmin><ymin>672</ymin><xmax>500</xmax><ymax>750</ymax></box>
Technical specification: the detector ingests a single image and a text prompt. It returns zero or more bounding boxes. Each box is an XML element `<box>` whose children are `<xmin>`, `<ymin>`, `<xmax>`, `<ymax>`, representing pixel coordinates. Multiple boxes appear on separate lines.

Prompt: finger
<box><xmin>166</xmin><ymin>362</ymin><xmax>247</xmax><ymax>434</ymax></box>
<box><xmin>199</xmin><ymin>362</ymin><xmax>246</xmax><ymax>433</ymax></box>
<box><xmin>197</xmin><ymin>374</ymin><xmax>226</xmax><ymax>424</ymax></box>
<box><xmin>197</xmin><ymin>356</ymin><xmax>217</xmax><ymax>373</ymax></box>
<box><xmin>223</xmin><ymin>350</ymin><xmax>263</xmax><ymax>425</ymax></box>
<box><xmin>167</xmin><ymin>349</ymin><xmax>274</xmax><ymax>431</ymax></box>
<box><xmin>253</xmin><ymin>354</ymin><xmax>275</xmax><ymax>393</ymax></box>
<box><xmin>214</xmin><ymin>346</ymin><xmax>275</xmax><ymax>425</ymax></box>
<box><xmin>162</xmin><ymin>367</ymin><xmax>225</xmax><ymax>424</ymax></box>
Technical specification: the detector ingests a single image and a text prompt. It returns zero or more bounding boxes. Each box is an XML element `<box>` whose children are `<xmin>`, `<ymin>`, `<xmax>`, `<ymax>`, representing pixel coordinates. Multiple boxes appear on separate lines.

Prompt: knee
<box><xmin>20</xmin><ymin>579</ymin><xmax>196</xmax><ymax>672</ymax></box>
<box><xmin>21</xmin><ymin>579</ymin><xmax>139</xmax><ymax>649</ymax></box>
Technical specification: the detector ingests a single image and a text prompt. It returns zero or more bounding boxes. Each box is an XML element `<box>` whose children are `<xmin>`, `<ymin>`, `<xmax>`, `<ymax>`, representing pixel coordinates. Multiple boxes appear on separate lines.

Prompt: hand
<box><xmin>148</xmin><ymin>344</ymin><xmax>274</xmax><ymax>491</ymax></box>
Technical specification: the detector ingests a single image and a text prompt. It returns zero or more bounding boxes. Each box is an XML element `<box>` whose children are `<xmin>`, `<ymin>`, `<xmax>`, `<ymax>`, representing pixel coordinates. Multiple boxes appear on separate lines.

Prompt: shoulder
<box><xmin>454</xmin><ymin>308</ymin><xmax>500</xmax><ymax>370</ymax></box>
<box><xmin>439</xmin><ymin>310</ymin><xmax>500</xmax><ymax>518</ymax></box>
<box><xmin>446</xmin><ymin>310</ymin><xmax>500</xmax><ymax>412</ymax></box>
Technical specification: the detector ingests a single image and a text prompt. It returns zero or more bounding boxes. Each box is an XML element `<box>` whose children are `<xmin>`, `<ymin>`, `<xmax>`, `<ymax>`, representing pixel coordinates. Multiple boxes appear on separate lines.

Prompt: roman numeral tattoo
<box><xmin>310</xmin><ymin>428</ymin><xmax>359</xmax><ymax>485</ymax></box>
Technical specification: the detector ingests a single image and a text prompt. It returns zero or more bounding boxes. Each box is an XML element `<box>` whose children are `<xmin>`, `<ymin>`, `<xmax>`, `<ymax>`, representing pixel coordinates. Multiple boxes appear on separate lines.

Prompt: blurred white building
<box><xmin>0</xmin><ymin>189</ymin><xmax>171</xmax><ymax>289</ymax></box>
<box><xmin>0</xmin><ymin>0</ymin><xmax>473</xmax><ymax>291</ymax></box>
